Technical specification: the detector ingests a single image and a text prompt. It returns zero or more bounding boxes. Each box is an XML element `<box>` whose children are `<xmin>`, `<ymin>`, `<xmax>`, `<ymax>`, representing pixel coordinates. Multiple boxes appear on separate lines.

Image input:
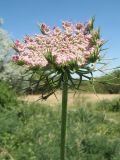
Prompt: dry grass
<box><xmin>20</xmin><ymin>92</ymin><xmax>120</xmax><ymax>108</ymax></box>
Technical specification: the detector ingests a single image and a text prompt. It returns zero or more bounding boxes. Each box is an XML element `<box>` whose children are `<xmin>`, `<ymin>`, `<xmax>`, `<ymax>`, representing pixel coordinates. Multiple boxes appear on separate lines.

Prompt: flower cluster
<box><xmin>12</xmin><ymin>18</ymin><xmax>103</xmax><ymax>69</ymax></box>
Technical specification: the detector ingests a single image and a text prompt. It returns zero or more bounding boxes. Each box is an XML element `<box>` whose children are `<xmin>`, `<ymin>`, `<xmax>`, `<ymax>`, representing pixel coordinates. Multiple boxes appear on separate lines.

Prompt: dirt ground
<box><xmin>20</xmin><ymin>92</ymin><xmax>120</xmax><ymax>108</ymax></box>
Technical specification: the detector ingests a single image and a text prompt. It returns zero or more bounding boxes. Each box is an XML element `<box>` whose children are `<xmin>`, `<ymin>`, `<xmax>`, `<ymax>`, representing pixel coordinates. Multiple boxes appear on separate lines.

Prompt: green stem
<box><xmin>60</xmin><ymin>71</ymin><xmax>68</xmax><ymax>160</ymax></box>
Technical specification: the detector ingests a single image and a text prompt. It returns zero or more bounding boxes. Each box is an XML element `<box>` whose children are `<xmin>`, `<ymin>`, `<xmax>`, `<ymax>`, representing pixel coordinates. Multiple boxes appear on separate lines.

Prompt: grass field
<box><xmin>21</xmin><ymin>92</ymin><xmax>120</xmax><ymax>108</ymax></box>
<box><xmin>0</xmin><ymin>89</ymin><xmax>120</xmax><ymax>159</ymax></box>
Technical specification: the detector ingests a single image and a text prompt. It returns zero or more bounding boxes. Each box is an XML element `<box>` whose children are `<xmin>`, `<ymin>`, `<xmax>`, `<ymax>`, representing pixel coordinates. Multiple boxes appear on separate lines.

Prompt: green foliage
<box><xmin>94</xmin><ymin>69</ymin><xmax>120</xmax><ymax>94</ymax></box>
<box><xmin>0</xmin><ymin>102</ymin><xmax>60</xmax><ymax>160</ymax></box>
<box><xmin>4</xmin><ymin>64</ymin><xmax>29</xmax><ymax>92</ymax></box>
<box><xmin>0</xmin><ymin>93</ymin><xmax>120</xmax><ymax>159</ymax></box>
<box><xmin>97</xmin><ymin>98</ymin><xmax>120</xmax><ymax>112</ymax></box>
<box><xmin>0</xmin><ymin>81</ymin><xmax>18</xmax><ymax>109</ymax></box>
<box><xmin>80</xmin><ymin>136</ymin><xmax>120</xmax><ymax>160</ymax></box>
<box><xmin>77</xmin><ymin>69</ymin><xmax>120</xmax><ymax>94</ymax></box>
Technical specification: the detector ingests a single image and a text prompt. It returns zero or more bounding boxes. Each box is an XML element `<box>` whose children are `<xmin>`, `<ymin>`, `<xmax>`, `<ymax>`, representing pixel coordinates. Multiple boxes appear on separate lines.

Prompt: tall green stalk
<box><xmin>60</xmin><ymin>71</ymin><xmax>68</xmax><ymax>160</ymax></box>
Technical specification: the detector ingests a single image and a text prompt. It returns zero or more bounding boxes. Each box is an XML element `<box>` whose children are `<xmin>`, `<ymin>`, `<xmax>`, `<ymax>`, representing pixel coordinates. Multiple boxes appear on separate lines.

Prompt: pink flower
<box><xmin>40</xmin><ymin>23</ymin><xmax>51</xmax><ymax>35</ymax></box>
<box><xmin>62</xmin><ymin>21</ymin><xmax>73</xmax><ymax>35</ymax></box>
<box><xmin>85</xmin><ymin>20</ymin><xmax>92</xmax><ymax>30</ymax></box>
<box><xmin>12</xmin><ymin>19</ymin><xmax>103</xmax><ymax>69</ymax></box>
<box><xmin>12</xmin><ymin>55</ymin><xmax>19</xmax><ymax>62</ymax></box>
<box><xmin>24</xmin><ymin>35</ymin><xmax>33</xmax><ymax>43</ymax></box>
<box><xmin>96</xmin><ymin>39</ymin><xmax>104</xmax><ymax>46</ymax></box>
<box><xmin>15</xmin><ymin>40</ymin><xmax>20</xmax><ymax>47</ymax></box>
<box><xmin>75</xmin><ymin>23</ymin><xmax>83</xmax><ymax>32</ymax></box>
<box><xmin>14</xmin><ymin>40</ymin><xmax>24</xmax><ymax>52</ymax></box>
<box><xmin>53</xmin><ymin>26</ymin><xmax>62</xmax><ymax>35</ymax></box>
<box><xmin>62</xmin><ymin>21</ymin><xmax>72</xmax><ymax>29</ymax></box>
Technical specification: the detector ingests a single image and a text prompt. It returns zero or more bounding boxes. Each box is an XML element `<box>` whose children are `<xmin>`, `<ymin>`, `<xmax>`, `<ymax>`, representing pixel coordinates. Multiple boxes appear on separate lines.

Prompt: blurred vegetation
<box><xmin>79</xmin><ymin>69</ymin><xmax>120</xmax><ymax>94</ymax></box>
<box><xmin>0</xmin><ymin>19</ymin><xmax>11</xmax><ymax>62</ymax></box>
<box><xmin>94</xmin><ymin>69</ymin><xmax>120</xmax><ymax>94</ymax></box>
<box><xmin>97</xmin><ymin>98</ymin><xmax>120</xmax><ymax>112</ymax></box>
<box><xmin>0</xmin><ymin>81</ymin><xmax>18</xmax><ymax>109</ymax></box>
<box><xmin>0</xmin><ymin>18</ymin><xmax>26</xmax><ymax>90</ymax></box>
<box><xmin>0</xmin><ymin>83</ymin><xmax>120</xmax><ymax>159</ymax></box>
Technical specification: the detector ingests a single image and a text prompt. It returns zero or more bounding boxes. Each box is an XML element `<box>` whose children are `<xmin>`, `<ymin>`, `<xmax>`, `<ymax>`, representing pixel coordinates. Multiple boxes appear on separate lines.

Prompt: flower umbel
<box><xmin>12</xmin><ymin>18</ymin><xmax>103</xmax><ymax>70</ymax></box>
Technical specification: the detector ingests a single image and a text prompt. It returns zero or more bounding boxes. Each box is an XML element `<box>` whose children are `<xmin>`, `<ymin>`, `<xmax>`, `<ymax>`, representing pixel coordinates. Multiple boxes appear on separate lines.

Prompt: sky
<box><xmin>0</xmin><ymin>0</ymin><xmax>120</xmax><ymax>70</ymax></box>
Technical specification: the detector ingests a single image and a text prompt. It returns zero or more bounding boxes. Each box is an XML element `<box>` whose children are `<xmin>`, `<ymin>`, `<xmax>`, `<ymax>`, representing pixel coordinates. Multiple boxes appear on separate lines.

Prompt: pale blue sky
<box><xmin>0</xmin><ymin>0</ymin><xmax>120</xmax><ymax>68</ymax></box>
